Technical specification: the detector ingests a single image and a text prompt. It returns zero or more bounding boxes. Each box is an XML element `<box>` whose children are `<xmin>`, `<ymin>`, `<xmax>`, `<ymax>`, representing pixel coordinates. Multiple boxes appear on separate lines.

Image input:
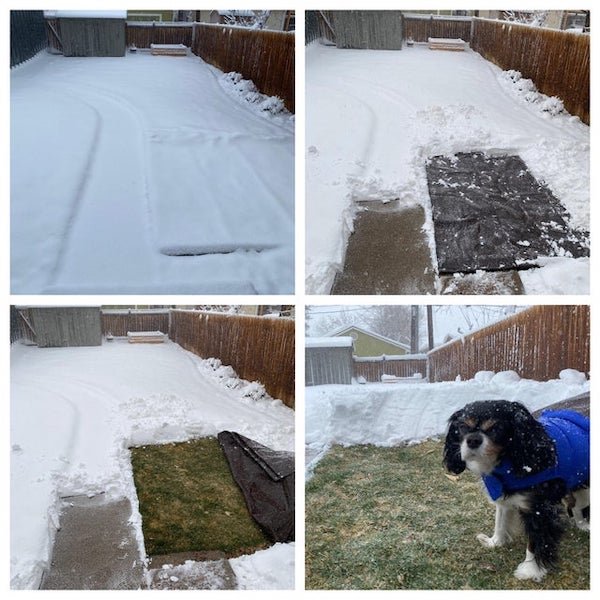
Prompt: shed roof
<box><xmin>305</xmin><ymin>336</ymin><xmax>353</xmax><ymax>349</ymax></box>
<box><xmin>44</xmin><ymin>11</ymin><xmax>127</xmax><ymax>20</ymax></box>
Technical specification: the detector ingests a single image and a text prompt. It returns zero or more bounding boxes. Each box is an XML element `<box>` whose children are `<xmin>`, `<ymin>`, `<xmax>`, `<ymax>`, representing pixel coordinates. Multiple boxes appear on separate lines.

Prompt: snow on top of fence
<box><xmin>45</xmin><ymin>11</ymin><xmax>127</xmax><ymax>20</ymax></box>
<box><xmin>101</xmin><ymin>309</ymin><xmax>170</xmax><ymax>314</ymax></box>
<box><xmin>354</xmin><ymin>354</ymin><xmax>427</xmax><ymax>362</ymax></box>
<box><xmin>126</xmin><ymin>21</ymin><xmax>195</xmax><ymax>27</ymax></box>
<box><xmin>306</xmin><ymin>337</ymin><xmax>353</xmax><ymax>349</ymax></box>
<box><xmin>403</xmin><ymin>13</ymin><xmax>472</xmax><ymax>22</ymax></box>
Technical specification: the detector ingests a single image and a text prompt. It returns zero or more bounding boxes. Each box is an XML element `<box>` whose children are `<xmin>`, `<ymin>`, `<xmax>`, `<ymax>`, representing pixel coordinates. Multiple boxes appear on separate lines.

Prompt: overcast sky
<box><xmin>306</xmin><ymin>305</ymin><xmax>527</xmax><ymax>348</ymax></box>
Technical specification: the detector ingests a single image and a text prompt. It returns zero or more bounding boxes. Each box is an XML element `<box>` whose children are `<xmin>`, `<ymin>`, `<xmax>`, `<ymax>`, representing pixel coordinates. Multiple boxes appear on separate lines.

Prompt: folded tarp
<box><xmin>217</xmin><ymin>431</ymin><xmax>295</xmax><ymax>543</ymax></box>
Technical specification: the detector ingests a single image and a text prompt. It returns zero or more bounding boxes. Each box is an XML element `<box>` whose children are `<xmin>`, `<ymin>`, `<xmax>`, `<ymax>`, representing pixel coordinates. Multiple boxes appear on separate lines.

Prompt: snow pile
<box><xmin>305</xmin><ymin>43</ymin><xmax>589</xmax><ymax>294</ymax></box>
<box><xmin>500</xmin><ymin>69</ymin><xmax>566</xmax><ymax>116</ymax></box>
<box><xmin>305</xmin><ymin>371</ymin><xmax>589</xmax><ymax>478</ymax></box>
<box><xmin>230</xmin><ymin>543</ymin><xmax>295</xmax><ymax>590</ymax></box>
<box><xmin>11</xmin><ymin>340</ymin><xmax>294</xmax><ymax>590</ymax></box>
<box><xmin>219</xmin><ymin>72</ymin><xmax>293</xmax><ymax>124</ymax></box>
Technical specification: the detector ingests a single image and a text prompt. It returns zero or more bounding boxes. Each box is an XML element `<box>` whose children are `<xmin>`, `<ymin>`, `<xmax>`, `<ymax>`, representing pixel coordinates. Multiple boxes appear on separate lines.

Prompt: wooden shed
<box><xmin>17</xmin><ymin>307</ymin><xmax>102</xmax><ymax>348</ymax></box>
<box><xmin>45</xmin><ymin>11</ymin><xmax>126</xmax><ymax>57</ymax></box>
<box><xmin>305</xmin><ymin>337</ymin><xmax>354</xmax><ymax>386</ymax></box>
<box><xmin>331</xmin><ymin>11</ymin><xmax>403</xmax><ymax>50</ymax></box>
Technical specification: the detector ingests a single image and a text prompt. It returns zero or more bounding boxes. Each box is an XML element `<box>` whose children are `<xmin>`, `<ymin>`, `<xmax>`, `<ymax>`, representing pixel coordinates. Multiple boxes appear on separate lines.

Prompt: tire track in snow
<box><xmin>46</xmin><ymin>92</ymin><xmax>102</xmax><ymax>288</ymax></box>
<box><xmin>45</xmin><ymin>82</ymin><xmax>157</xmax><ymax>290</ymax></box>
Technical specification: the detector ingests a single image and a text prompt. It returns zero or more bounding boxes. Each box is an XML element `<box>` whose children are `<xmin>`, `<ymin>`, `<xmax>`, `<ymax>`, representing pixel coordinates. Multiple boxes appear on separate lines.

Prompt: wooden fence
<box><xmin>471</xmin><ymin>18</ymin><xmax>589</xmax><ymax>124</ymax></box>
<box><xmin>428</xmin><ymin>305</ymin><xmax>589</xmax><ymax>382</ymax></box>
<box><xmin>354</xmin><ymin>356</ymin><xmax>428</xmax><ymax>382</ymax></box>
<box><xmin>170</xmin><ymin>311</ymin><xmax>295</xmax><ymax>408</ymax></box>
<box><xmin>126</xmin><ymin>22</ymin><xmax>193</xmax><ymax>48</ymax></box>
<box><xmin>404</xmin><ymin>15</ymin><xmax>472</xmax><ymax>43</ymax></box>
<box><xmin>101</xmin><ymin>310</ymin><xmax>170</xmax><ymax>337</ymax></box>
<box><xmin>193</xmin><ymin>24</ymin><xmax>295</xmax><ymax>112</ymax></box>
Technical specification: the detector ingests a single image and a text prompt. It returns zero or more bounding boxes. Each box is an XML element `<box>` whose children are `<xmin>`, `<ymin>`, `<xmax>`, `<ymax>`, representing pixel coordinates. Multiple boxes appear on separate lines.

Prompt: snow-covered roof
<box><xmin>326</xmin><ymin>325</ymin><xmax>410</xmax><ymax>351</ymax></box>
<box><xmin>44</xmin><ymin>11</ymin><xmax>127</xmax><ymax>20</ymax></box>
<box><xmin>306</xmin><ymin>336</ymin><xmax>353</xmax><ymax>349</ymax></box>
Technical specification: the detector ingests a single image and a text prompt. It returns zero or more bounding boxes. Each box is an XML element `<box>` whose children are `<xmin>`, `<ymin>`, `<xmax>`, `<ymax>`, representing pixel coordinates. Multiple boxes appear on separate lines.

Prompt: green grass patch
<box><xmin>305</xmin><ymin>439</ymin><xmax>589</xmax><ymax>590</ymax></box>
<box><xmin>130</xmin><ymin>437</ymin><xmax>271</xmax><ymax>557</ymax></box>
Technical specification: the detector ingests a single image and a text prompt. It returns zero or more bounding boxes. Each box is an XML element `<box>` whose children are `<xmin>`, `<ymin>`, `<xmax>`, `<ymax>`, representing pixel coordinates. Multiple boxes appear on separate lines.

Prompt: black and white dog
<box><xmin>443</xmin><ymin>400</ymin><xmax>589</xmax><ymax>582</ymax></box>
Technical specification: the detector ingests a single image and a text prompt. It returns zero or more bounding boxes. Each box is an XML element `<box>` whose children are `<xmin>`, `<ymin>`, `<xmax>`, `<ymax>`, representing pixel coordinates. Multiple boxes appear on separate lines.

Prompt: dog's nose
<box><xmin>466</xmin><ymin>433</ymin><xmax>483</xmax><ymax>449</ymax></box>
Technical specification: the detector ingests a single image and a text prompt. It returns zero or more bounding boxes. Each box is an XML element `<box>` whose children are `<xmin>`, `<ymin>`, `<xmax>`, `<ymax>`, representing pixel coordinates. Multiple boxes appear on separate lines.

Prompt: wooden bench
<box><xmin>127</xmin><ymin>331</ymin><xmax>167</xmax><ymax>343</ymax></box>
<box><xmin>428</xmin><ymin>37</ymin><xmax>466</xmax><ymax>51</ymax></box>
<box><xmin>150</xmin><ymin>44</ymin><xmax>188</xmax><ymax>56</ymax></box>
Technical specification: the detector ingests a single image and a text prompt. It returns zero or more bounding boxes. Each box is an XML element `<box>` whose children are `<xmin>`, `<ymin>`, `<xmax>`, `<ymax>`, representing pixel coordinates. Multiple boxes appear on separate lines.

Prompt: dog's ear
<box><xmin>443</xmin><ymin>409</ymin><xmax>466</xmax><ymax>474</ymax></box>
<box><xmin>507</xmin><ymin>402</ymin><xmax>556</xmax><ymax>476</ymax></box>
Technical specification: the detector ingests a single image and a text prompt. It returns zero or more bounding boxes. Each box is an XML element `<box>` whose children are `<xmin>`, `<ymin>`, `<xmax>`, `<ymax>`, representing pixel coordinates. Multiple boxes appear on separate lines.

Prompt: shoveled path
<box><xmin>39</xmin><ymin>495</ymin><xmax>237</xmax><ymax>590</ymax></box>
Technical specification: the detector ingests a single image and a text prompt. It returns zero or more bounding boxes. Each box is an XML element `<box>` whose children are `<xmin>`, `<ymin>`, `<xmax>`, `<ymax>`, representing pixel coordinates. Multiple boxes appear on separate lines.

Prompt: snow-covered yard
<box><xmin>305</xmin><ymin>43</ymin><xmax>589</xmax><ymax>294</ymax></box>
<box><xmin>10</xmin><ymin>340</ymin><xmax>295</xmax><ymax>589</ymax></box>
<box><xmin>305</xmin><ymin>371</ymin><xmax>589</xmax><ymax>477</ymax></box>
<box><xmin>11</xmin><ymin>51</ymin><xmax>294</xmax><ymax>294</ymax></box>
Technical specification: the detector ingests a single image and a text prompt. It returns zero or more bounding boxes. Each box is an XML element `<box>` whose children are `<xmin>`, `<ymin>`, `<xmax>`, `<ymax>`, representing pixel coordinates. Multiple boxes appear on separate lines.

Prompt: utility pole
<box><xmin>410</xmin><ymin>306</ymin><xmax>420</xmax><ymax>354</ymax></box>
<box><xmin>427</xmin><ymin>305</ymin><xmax>434</xmax><ymax>351</ymax></box>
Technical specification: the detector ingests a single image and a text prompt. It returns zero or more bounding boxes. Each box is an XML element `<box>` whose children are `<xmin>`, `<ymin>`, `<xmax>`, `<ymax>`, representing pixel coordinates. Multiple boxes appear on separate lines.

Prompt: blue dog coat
<box><xmin>482</xmin><ymin>409</ymin><xmax>590</xmax><ymax>501</ymax></box>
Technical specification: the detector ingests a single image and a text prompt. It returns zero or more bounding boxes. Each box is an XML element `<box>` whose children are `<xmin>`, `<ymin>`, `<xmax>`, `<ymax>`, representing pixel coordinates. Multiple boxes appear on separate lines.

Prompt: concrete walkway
<box><xmin>40</xmin><ymin>495</ymin><xmax>144</xmax><ymax>590</ymax></box>
<box><xmin>332</xmin><ymin>203</ymin><xmax>436</xmax><ymax>295</ymax></box>
<box><xmin>39</xmin><ymin>495</ymin><xmax>237</xmax><ymax>590</ymax></box>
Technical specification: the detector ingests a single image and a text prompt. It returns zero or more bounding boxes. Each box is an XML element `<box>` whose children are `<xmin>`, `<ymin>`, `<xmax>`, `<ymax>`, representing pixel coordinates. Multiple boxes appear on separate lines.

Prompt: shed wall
<box><xmin>31</xmin><ymin>307</ymin><xmax>102</xmax><ymax>347</ymax></box>
<box><xmin>306</xmin><ymin>346</ymin><xmax>353</xmax><ymax>386</ymax></box>
<box><xmin>332</xmin><ymin>11</ymin><xmax>403</xmax><ymax>50</ymax></box>
<box><xmin>60</xmin><ymin>18</ymin><xmax>126</xmax><ymax>57</ymax></box>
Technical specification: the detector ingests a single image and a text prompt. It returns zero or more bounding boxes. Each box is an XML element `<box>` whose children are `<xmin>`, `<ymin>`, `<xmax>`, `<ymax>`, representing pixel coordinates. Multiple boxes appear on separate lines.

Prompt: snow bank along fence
<box><xmin>193</xmin><ymin>24</ymin><xmax>294</xmax><ymax>112</ymax></box>
<box><xmin>428</xmin><ymin>305</ymin><xmax>590</xmax><ymax>383</ymax></box>
<box><xmin>11</xmin><ymin>10</ymin><xmax>47</xmax><ymax>67</ymax></box>
<box><xmin>353</xmin><ymin>355</ymin><xmax>428</xmax><ymax>382</ymax></box>
<box><xmin>471</xmin><ymin>18</ymin><xmax>589</xmax><ymax>124</ymax></box>
<box><xmin>101</xmin><ymin>309</ymin><xmax>170</xmax><ymax>337</ymax></box>
<box><xmin>170</xmin><ymin>311</ymin><xmax>295</xmax><ymax>408</ymax></box>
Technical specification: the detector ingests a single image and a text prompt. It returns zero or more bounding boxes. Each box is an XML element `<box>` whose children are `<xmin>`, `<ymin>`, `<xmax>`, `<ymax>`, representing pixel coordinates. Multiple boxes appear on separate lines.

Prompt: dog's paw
<box><xmin>514</xmin><ymin>559</ymin><xmax>547</xmax><ymax>582</ymax></box>
<box><xmin>476</xmin><ymin>533</ymin><xmax>505</xmax><ymax>548</ymax></box>
<box><xmin>574</xmin><ymin>519</ymin><xmax>590</xmax><ymax>532</ymax></box>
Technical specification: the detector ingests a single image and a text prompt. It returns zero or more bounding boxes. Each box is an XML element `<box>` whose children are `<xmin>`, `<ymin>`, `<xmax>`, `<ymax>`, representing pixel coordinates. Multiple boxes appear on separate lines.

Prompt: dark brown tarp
<box><xmin>217</xmin><ymin>431</ymin><xmax>295</xmax><ymax>543</ymax></box>
<box><xmin>426</xmin><ymin>152</ymin><xmax>589</xmax><ymax>274</ymax></box>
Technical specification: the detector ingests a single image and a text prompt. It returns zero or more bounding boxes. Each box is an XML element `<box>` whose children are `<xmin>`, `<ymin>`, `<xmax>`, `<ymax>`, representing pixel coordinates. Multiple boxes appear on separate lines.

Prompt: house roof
<box><xmin>326</xmin><ymin>325</ymin><xmax>410</xmax><ymax>351</ymax></box>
